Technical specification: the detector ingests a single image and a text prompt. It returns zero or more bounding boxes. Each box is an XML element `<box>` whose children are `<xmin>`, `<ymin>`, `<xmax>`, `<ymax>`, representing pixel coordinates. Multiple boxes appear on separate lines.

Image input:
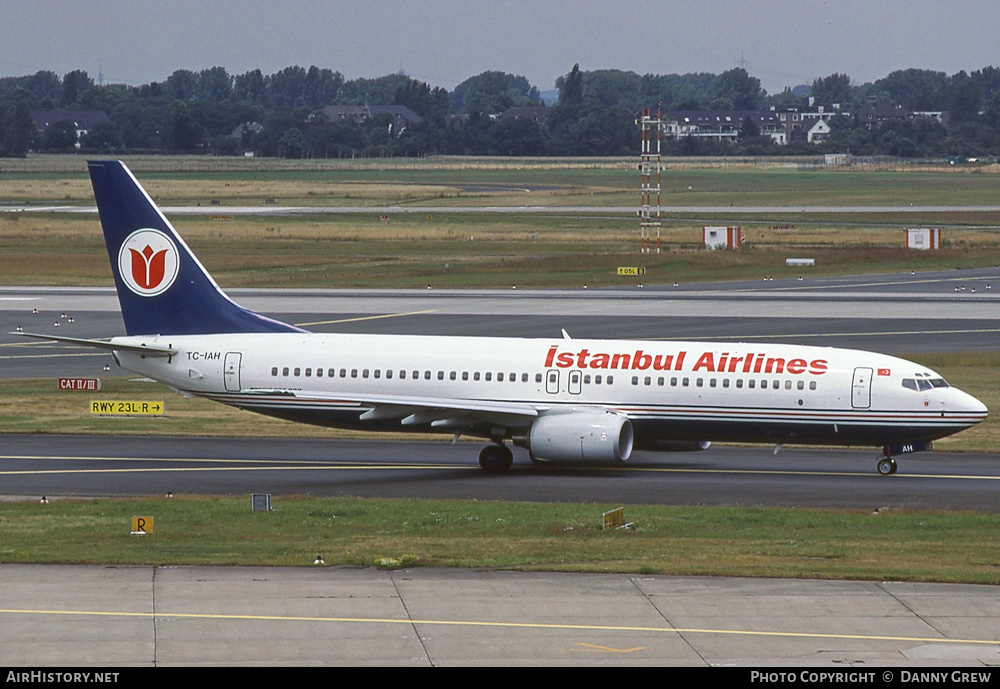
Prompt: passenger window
<box><xmin>437</xmin><ymin>371</ymin><xmax>444</xmax><ymax>380</ymax></box>
<box><xmin>534</xmin><ymin>373</ymin><xmax>542</xmax><ymax>383</ymax></box>
<box><xmin>363</xmin><ymin>369</ymin><xmax>369</xmax><ymax>378</ymax></box>
<box><xmin>485</xmin><ymin>372</ymin><xmax>492</xmax><ymax>381</ymax></box>
<box><xmin>328</xmin><ymin>369</ymin><xmax>335</xmax><ymax>377</ymax></box>
<box><xmin>631</xmin><ymin>376</ymin><xmax>638</xmax><ymax>386</ymax></box>
<box><xmin>498</xmin><ymin>372</ymin><xmax>505</xmax><ymax>382</ymax></box>
<box><xmin>696</xmin><ymin>378</ymin><xmax>703</xmax><ymax>387</ymax></box>
<box><xmin>784</xmin><ymin>380</ymin><xmax>791</xmax><ymax>390</ymax></box>
<box><xmin>522</xmin><ymin>373</ymin><xmax>529</xmax><ymax>383</ymax></box>
<box><xmin>305</xmin><ymin>368</ymin><xmax>311</xmax><ymax>377</ymax></box>
<box><xmin>316</xmin><ymin>368</ymin><xmax>323</xmax><ymax>377</ymax></box>
<box><xmin>670</xmin><ymin>377</ymin><xmax>677</xmax><ymax>386</ymax></box>
<box><xmin>722</xmin><ymin>379</ymin><xmax>729</xmax><ymax>388</ymax></box>
<box><xmin>424</xmin><ymin>371</ymin><xmax>431</xmax><ymax>380</ymax></box>
<box><xmin>294</xmin><ymin>367</ymin><xmax>301</xmax><ymax>377</ymax></box>
<box><xmin>644</xmin><ymin>376</ymin><xmax>651</xmax><ymax>386</ymax></box>
<box><xmin>386</xmin><ymin>370</ymin><xmax>392</xmax><ymax>379</ymax></box>
<box><xmin>797</xmin><ymin>380</ymin><xmax>804</xmax><ymax>390</ymax></box>
<box><xmin>710</xmin><ymin>378</ymin><xmax>716</xmax><ymax>388</ymax></box>
<box><xmin>809</xmin><ymin>381</ymin><xmax>816</xmax><ymax>390</ymax></box>
<box><xmin>450</xmin><ymin>371</ymin><xmax>456</xmax><ymax>380</ymax></box>
<box><xmin>462</xmin><ymin>372</ymin><xmax>469</xmax><ymax>381</ymax></box>
<box><xmin>595</xmin><ymin>375</ymin><xmax>602</xmax><ymax>384</ymax></box>
<box><xmin>340</xmin><ymin>369</ymin><xmax>347</xmax><ymax>378</ymax></box>
<box><xmin>748</xmin><ymin>380</ymin><xmax>755</xmax><ymax>389</ymax></box>
<box><xmin>271</xmin><ymin>367</ymin><xmax>278</xmax><ymax>376</ymax></box>
<box><xmin>584</xmin><ymin>375</ymin><xmax>591</xmax><ymax>384</ymax></box>
<box><xmin>373</xmin><ymin>370</ymin><xmax>380</xmax><ymax>379</ymax></box>
<box><xmin>736</xmin><ymin>379</ymin><xmax>743</xmax><ymax>388</ymax></box>
<box><xmin>607</xmin><ymin>376</ymin><xmax>614</xmax><ymax>384</ymax></box>
<box><xmin>351</xmin><ymin>369</ymin><xmax>358</xmax><ymax>378</ymax></box>
<box><xmin>657</xmin><ymin>377</ymin><xmax>664</xmax><ymax>386</ymax></box>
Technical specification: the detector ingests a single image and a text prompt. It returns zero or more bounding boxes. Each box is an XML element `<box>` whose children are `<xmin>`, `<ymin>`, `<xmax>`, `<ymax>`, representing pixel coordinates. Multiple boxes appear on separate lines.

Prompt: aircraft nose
<box><xmin>954</xmin><ymin>389</ymin><xmax>988</xmax><ymax>422</ymax></box>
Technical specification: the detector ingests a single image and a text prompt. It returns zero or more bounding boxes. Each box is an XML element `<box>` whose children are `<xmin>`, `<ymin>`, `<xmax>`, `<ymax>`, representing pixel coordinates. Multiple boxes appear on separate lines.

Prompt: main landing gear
<box><xmin>478</xmin><ymin>441</ymin><xmax>513</xmax><ymax>473</ymax></box>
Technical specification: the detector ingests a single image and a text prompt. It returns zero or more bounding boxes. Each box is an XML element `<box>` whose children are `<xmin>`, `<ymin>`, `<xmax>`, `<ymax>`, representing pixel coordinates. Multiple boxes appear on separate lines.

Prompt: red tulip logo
<box><xmin>118</xmin><ymin>228</ymin><xmax>179</xmax><ymax>297</ymax></box>
<box><xmin>130</xmin><ymin>244</ymin><xmax>168</xmax><ymax>290</ymax></box>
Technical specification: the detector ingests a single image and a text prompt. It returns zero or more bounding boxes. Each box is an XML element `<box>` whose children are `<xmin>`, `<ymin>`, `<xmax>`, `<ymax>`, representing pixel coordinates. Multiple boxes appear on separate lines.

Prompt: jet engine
<box><xmin>524</xmin><ymin>410</ymin><xmax>634</xmax><ymax>462</ymax></box>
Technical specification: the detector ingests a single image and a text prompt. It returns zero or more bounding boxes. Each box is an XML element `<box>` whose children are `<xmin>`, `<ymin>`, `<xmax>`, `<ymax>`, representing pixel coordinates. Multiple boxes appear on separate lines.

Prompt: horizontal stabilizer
<box><xmin>12</xmin><ymin>332</ymin><xmax>177</xmax><ymax>357</ymax></box>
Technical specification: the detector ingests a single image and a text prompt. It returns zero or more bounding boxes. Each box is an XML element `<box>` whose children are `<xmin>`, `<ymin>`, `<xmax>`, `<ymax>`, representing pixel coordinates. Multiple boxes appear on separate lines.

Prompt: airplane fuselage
<box><xmin>113</xmin><ymin>332</ymin><xmax>986</xmax><ymax>450</ymax></box>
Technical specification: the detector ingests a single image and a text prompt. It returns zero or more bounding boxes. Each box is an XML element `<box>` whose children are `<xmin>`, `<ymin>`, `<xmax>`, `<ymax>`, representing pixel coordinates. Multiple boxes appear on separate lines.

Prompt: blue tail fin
<box><xmin>88</xmin><ymin>160</ymin><xmax>305</xmax><ymax>336</ymax></box>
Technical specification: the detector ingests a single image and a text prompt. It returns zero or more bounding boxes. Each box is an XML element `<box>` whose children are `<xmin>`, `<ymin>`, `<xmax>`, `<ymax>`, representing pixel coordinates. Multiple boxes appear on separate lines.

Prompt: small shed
<box><xmin>703</xmin><ymin>226</ymin><xmax>741</xmax><ymax>249</ymax></box>
<box><xmin>906</xmin><ymin>228</ymin><xmax>940</xmax><ymax>250</ymax></box>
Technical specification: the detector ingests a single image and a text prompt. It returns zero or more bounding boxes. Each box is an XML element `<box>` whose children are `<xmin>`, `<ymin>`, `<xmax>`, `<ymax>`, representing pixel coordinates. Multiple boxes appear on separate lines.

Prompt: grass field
<box><xmin>3</xmin><ymin>157</ymin><xmax>1000</xmax><ymax>288</ymax></box>
<box><xmin>1</xmin><ymin>496</ymin><xmax>998</xmax><ymax>583</ymax></box>
<box><xmin>3</xmin><ymin>210</ymin><xmax>1000</xmax><ymax>288</ymax></box>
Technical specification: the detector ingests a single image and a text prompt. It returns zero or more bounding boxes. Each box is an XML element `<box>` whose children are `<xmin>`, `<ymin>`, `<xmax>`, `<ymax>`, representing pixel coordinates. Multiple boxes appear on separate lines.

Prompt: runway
<box><xmin>3</xmin><ymin>267</ymin><xmax>1000</xmax><ymax>382</ymax></box>
<box><xmin>2</xmin><ymin>434</ymin><xmax>999</xmax><ymax>510</ymax></box>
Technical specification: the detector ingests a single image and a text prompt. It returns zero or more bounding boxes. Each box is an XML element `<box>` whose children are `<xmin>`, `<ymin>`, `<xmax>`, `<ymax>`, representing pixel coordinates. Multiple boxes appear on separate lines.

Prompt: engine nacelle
<box><xmin>527</xmin><ymin>410</ymin><xmax>634</xmax><ymax>463</ymax></box>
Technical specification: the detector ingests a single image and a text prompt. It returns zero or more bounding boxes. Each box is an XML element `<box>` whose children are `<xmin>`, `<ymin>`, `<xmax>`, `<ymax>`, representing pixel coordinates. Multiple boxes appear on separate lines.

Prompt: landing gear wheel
<box><xmin>479</xmin><ymin>443</ymin><xmax>513</xmax><ymax>473</ymax></box>
<box><xmin>876</xmin><ymin>457</ymin><xmax>898</xmax><ymax>476</ymax></box>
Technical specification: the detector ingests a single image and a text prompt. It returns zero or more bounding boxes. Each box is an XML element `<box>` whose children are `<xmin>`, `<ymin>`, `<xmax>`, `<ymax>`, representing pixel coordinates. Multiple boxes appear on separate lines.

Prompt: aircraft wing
<box><xmin>241</xmin><ymin>388</ymin><xmax>547</xmax><ymax>432</ymax></box>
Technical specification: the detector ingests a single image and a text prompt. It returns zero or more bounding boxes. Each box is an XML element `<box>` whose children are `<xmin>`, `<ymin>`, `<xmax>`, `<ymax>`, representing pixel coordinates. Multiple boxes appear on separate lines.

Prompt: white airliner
<box><xmin>18</xmin><ymin>161</ymin><xmax>987</xmax><ymax>475</ymax></box>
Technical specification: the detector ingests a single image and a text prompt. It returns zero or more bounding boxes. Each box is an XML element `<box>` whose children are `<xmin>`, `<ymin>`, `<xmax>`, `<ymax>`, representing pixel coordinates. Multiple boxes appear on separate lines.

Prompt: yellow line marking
<box><xmin>0</xmin><ymin>464</ymin><xmax>469</xmax><ymax>476</ymax></box>
<box><xmin>0</xmin><ymin>607</ymin><xmax>996</xmax><ymax>646</ymax></box>
<box><xmin>296</xmin><ymin>309</ymin><xmax>436</xmax><ymax>327</ymax></box>
<box><xmin>575</xmin><ymin>643</ymin><xmax>646</xmax><ymax>653</ymax></box>
<box><xmin>0</xmin><ymin>352</ymin><xmax>108</xmax><ymax>360</ymax></box>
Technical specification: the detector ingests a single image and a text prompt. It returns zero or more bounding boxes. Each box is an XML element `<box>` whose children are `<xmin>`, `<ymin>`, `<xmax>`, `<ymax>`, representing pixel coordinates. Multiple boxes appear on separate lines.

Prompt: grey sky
<box><xmin>3</xmin><ymin>1</ymin><xmax>999</xmax><ymax>95</ymax></box>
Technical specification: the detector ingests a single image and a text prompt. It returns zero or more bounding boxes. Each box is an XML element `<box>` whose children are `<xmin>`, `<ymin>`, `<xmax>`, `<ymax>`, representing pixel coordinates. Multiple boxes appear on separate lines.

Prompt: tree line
<box><xmin>1</xmin><ymin>64</ymin><xmax>999</xmax><ymax>158</ymax></box>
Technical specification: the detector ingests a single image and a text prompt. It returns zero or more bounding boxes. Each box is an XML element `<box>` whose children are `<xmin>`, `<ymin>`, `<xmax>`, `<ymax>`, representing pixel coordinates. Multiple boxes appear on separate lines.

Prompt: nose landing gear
<box><xmin>876</xmin><ymin>455</ymin><xmax>898</xmax><ymax>476</ymax></box>
<box><xmin>876</xmin><ymin>442</ymin><xmax>931</xmax><ymax>475</ymax></box>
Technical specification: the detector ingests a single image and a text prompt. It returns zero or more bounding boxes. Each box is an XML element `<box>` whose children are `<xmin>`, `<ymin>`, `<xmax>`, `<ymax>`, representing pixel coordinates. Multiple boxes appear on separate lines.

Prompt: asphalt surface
<box><xmin>3</xmin><ymin>565</ymin><xmax>999</xmax><ymax>666</ymax></box>
<box><xmin>2</xmin><ymin>435</ymin><xmax>998</xmax><ymax>511</ymax></box>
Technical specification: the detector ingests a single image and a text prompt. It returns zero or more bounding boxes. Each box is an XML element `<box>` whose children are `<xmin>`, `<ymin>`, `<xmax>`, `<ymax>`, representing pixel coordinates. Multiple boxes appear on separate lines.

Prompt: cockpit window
<box><xmin>902</xmin><ymin>377</ymin><xmax>949</xmax><ymax>391</ymax></box>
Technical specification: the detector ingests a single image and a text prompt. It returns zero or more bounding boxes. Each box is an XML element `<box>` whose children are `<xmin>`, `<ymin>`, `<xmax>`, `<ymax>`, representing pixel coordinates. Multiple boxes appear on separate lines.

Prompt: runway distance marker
<box><xmin>90</xmin><ymin>400</ymin><xmax>164</xmax><ymax>416</ymax></box>
<box><xmin>130</xmin><ymin>516</ymin><xmax>153</xmax><ymax>535</ymax></box>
